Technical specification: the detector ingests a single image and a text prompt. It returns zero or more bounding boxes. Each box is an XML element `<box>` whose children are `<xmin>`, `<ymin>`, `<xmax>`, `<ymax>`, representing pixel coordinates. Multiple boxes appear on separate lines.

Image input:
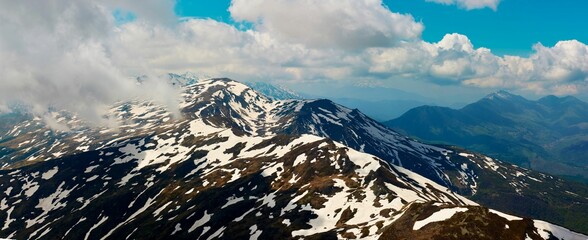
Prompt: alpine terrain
<box><xmin>384</xmin><ymin>90</ymin><xmax>588</xmax><ymax>183</ymax></box>
<box><xmin>0</xmin><ymin>79</ymin><xmax>586</xmax><ymax>239</ymax></box>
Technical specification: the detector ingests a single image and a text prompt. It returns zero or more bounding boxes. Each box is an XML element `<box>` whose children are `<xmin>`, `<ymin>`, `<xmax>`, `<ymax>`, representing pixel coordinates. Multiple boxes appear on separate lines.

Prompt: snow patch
<box><xmin>41</xmin><ymin>166</ymin><xmax>58</xmax><ymax>180</ymax></box>
<box><xmin>188</xmin><ymin>210</ymin><xmax>212</xmax><ymax>233</ymax></box>
<box><xmin>413</xmin><ymin>207</ymin><xmax>469</xmax><ymax>230</ymax></box>
<box><xmin>489</xmin><ymin>209</ymin><xmax>522</xmax><ymax>221</ymax></box>
<box><xmin>534</xmin><ymin>220</ymin><xmax>587</xmax><ymax>240</ymax></box>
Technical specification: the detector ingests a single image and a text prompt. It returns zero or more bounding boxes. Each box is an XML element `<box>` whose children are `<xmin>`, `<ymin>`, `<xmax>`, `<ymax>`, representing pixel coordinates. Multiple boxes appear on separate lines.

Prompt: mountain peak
<box><xmin>244</xmin><ymin>81</ymin><xmax>302</xmax><ymax>100</ymax></box>
<box><xmin>538</xmin><ymin>94</ymin><xmax>585</xmax><ymax>105</ymax></box>
<box><xmin>484</xmin><ymin>90</ymin><xmax>517</xmax><ymax>100</ymax></box>
<box><xmin>168</xmin><ymin>72</ymin><xmax>212</xmax><ymax>87</ymax></box>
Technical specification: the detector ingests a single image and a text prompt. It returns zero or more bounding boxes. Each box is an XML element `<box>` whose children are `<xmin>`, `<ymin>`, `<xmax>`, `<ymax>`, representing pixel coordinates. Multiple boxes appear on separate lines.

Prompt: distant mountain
<box><xmin>331</xmin><ymin>98</ymin><xmax>428</xmax><ymax>121</ymax></box>
<box><xmin>299</xmin><ymin>84</ymin><xmax>449</xmax><ymax>121</ymax></box>
<box><xmin>2</xmin><ymin>80</ymin><xmax>588</xmax><ymax>237</ymax></box>
<box><xmin>167</xmin><ymin>72</ymin><xmax>202</xmax><ymax>86</ymax></box>
<box><xmin>244</xmin><ymin>81</ymin><xmax>302</xmax><ymax>100</ymax></box>
<box><xmin>385</xmin><ymin>90</ymin><xmax>588</xmax><ymax>182</ymax></box>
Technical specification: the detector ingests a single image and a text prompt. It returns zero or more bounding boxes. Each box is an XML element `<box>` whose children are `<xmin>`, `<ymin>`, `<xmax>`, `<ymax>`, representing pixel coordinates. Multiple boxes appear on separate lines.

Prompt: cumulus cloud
<box><xmin>108</xmin><ymin>18</ymin><xmax>370</xmax><ymax>84</ymax></box>
<box><xmin>426</xmin><ymin>0</ymin><xmax>501</xmax><ymax>10</ymax></box>
<box><xmin>367</xmin><ymin>34</ymin><xmax>588</xmax><ymax>94</ymax></box>
<box><xmin>367</xmin><ymin>34</ymin><xmax>500</xmax><ymax>83</ymax></box>
<box><xmin>1</xmin><ymin>0</ymin><xmax>587</xmax><ymax>124</ymax></box>
<box><xmin>229</xmin><ymin>0</ymin><xmax>423</xmax><ymax>50</ymax></box>
<box><xmin>0</xmin><ymin>0</ymin><xmax>179</xmax><ymax>124</ymax></box>
<box><xmin>461</xmin><ymin>40</ymin><xmax>588</xmax><ymax>95</ymax></box>
<box><xmin>531</xmin><ymin>40</ymin><xmax>588</xmax><ymax>82</ymax></box>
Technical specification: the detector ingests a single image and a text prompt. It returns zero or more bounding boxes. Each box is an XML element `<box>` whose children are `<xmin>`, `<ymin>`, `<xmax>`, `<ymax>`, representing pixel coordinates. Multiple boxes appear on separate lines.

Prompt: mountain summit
<box><xmin>484</xmin><ymin>90</ymin><xmax>518</xmax><ymax>100</ymax></box>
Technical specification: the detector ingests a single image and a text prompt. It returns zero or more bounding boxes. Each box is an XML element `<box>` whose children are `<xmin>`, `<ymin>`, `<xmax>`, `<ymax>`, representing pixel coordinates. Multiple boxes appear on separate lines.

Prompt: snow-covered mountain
<box><xmin>167</xmin><ymin>72</ymin><xmax>207</xmax><ymax>86</ymax></box>
<box><xmin>0</xmin><ymin>78</ymin><xmax>587</xmax><ymax>239</ymax></box>
<box><xmin>244</xmin><ymin>81</ymin><xmax>302</xmax><ymax>100</ymax></box>
<box><xmin>0</xmin><ymin>79</ymin><xmax>534</xmax><ymax>195</ymax></box>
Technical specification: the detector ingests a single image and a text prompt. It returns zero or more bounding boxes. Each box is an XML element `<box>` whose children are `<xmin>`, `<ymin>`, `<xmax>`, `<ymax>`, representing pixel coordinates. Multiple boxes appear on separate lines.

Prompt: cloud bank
<box><xmin>368</xmin><ymin>34</ymin><xmax>588</xmax><ymax>95</ymax></box>
<box><xmin>0</xmin><ymin>0</ymin><xmax>179</xmax><ymax>123</ymax></box>
<box><xmin>229</xmin><ymin>0</ymin><xmax>423</xmax><ymax>50</ymax></box>
<box><xmin>1</xmin><ymin>0</ymin><xmax>587</xmax><ymax>124</ymax></box>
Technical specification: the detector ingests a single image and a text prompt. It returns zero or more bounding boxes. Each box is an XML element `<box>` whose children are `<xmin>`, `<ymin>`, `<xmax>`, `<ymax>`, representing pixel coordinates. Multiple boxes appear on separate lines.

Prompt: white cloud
<box><xmin>1</xmin><ymin>0</ymin><xmax>587</xmax><ymax>123</ymax></box>
<box><xmin>426</xmin><ymin>0</ymin><xmax>501</xmax><ymax>10</ymax></box>
<box><xmin>367</xmin><ymin>42</ymin><xmax>435</xmax><ymax>75</ymax></box>
<box><xmin>105</xmin><ymin>0</ymin><xmax>176</xmax><ymax>25</ymax></box>
<box><xmin>0</xmin><ymin>104</ymin><xmax>9</xmax><ymax>113</ymax></box>
<box><xmin>0</xmin><ymin>0</ymin><xmax>179</xmax><ymax>124</ymax></box>
<box><xmin>42</xmin><ymin>113</ymin><xmax>72</xmax><ymax>132</ymax></box>
<box><xmin>436</xmin><ymin>33</ymin><xmax>475</xmax><ymax>52</ymax></box>
<box><xmin>462</xmin><ymin>40</ymin><xmax>588</xmax><ymax>95</ymax></box>
<box><xmin>367</xmin><ymin>34</ymin><xmax>501</xmax><ymax>82</ymax></box>
<box><xmin>109</xmin><ymin>18</ymin><xmax>371</xmax><ymax>84</ymax></box>
<box><xmin>229</xmin><ymin>0</ymin><xmax>423</xmax><ymax>50</ymax></box>
<box><xmin>430</xmin><ymin>58</ymin><xmax>473</xmax><ymax>80</ymax></box>
<box><xmin>530</xmin><ymin>40</ymin><xmax>588</xmax><ymax>82</ymax></box>
<box><xmin>367</xmin><ymin>33</ymin><xmax>588</xmax><ymax>95</ymax></box>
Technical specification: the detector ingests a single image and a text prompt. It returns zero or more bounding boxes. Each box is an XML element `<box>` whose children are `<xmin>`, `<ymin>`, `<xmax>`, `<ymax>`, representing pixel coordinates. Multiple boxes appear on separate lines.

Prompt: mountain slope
<box><xmin>0</xmin><ymin>126</ymin><xmax>470</xmax><ymax>239</ymax></box>
<box><xmin>1</xmin><ymin>79</ymin><xmax>588</xmax><ymax>235</ymax></box>
<box><xmin>385</xmin><ymin>91</ymin><xmax>588</xmax><ymax>182</ymax></box>
<box><xmin>3</xmin><ymin>120</ymin><xmax>583</xmax><ymax>239</ymax></box>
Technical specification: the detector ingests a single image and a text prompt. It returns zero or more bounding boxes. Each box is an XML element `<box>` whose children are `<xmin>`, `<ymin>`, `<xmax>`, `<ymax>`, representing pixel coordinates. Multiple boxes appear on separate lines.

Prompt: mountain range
<box><xmin>244</xmin><ymin>82</ymin><xmax>302</xmax><ymax>100</ymax></box>
<box><xmin>1</xmin><ymin>79</ymin><xmax>587</xmax><ymax>239</ymax></box>
<box><xmin>385</xmin><ymin>90</ymin><xmax>588</xmax><ymax>183</ymax></box>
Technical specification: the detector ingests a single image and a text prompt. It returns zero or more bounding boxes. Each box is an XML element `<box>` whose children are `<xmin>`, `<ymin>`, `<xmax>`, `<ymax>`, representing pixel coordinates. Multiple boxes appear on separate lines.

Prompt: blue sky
<box><xmin>175</xmin><ymin>0</ymin><xmax>588</xmax><ymax>57</ymax></box>
<box><xmin>387</xmin><ymin>0</ymin><xmax>588</xmax><ymax>56</ymax></box>
<box><xmin>175</xmin><ymin>0</ymin><xmax>231</xmax><ymax>22</ymax></box>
